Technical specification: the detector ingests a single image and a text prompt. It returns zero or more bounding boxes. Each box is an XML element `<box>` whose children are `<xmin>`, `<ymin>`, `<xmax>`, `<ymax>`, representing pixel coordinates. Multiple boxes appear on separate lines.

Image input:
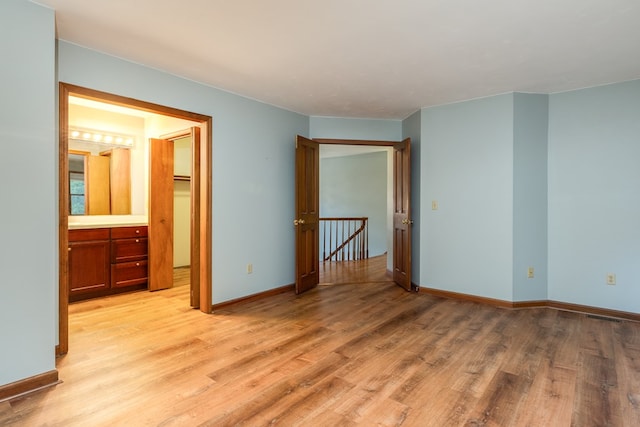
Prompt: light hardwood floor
<box><xmin>1</xmin><ymin>262</ymin><xmax>639</xmax><ymax>426</ymax></box>
<box><xmin>319</xmin><ymin>254</ymin><xmax>390</xmax><ymax>284</ymax></box>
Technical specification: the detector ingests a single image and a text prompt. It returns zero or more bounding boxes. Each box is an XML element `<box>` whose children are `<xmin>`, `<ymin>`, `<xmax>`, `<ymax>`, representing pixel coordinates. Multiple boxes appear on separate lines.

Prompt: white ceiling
<box><xmin>36</xmin><ymin>0</ymin><xmax>640</xmax><ymax>119</ymax></box>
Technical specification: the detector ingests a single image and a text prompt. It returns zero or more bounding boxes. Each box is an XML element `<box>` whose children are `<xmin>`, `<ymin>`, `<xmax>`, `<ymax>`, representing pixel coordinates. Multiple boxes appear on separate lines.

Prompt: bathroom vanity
<box><xmin>68</xmin><ymin>224</ymin><xmax>148</xmax><ymax>302</ymax></box>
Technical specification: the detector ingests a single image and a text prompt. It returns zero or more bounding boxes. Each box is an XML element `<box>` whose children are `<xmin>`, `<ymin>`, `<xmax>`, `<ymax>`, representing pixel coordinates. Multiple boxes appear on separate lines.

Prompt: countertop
<box><xmin>68</xmin><ymin>215</ymin><xmax>148</xmax><ymax>230</ymax></box>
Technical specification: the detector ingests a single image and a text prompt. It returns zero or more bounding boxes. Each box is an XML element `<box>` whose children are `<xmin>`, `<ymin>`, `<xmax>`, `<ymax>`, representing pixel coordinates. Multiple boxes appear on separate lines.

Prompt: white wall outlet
<box><xmin>432</xmin><ymin>200</ymin><xmax>439</xmax><ymax>210</ymax></box>
<box><xmin>606</xmin><ymin>273</ymin><xmax>616</xmax><ymax>285</ymax></box>
<box><xmin>247</xmin><ymin>263</ymin><xmax>253</xmax><ymax>274</ymax></box>
<box><xmin>527</xmin><ymin>267</ymin><xmax>534</xmax><ymax>279</ymax></box>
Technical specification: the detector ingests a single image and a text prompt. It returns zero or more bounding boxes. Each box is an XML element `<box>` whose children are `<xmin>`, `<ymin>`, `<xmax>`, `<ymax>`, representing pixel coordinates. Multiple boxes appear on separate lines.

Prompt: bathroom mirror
<box><xmin>69</xmin><ymin>153</ymin><xmax>87</xmax><ymax>215</ymax></box>
<box><xmin>68</xmin><ymin>146</ymin><xmax>131</xmax><ymax>215</ymax></box>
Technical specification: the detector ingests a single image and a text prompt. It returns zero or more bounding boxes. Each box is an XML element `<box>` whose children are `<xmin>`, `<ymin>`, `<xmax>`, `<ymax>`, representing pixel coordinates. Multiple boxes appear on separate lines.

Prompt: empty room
<box><xmin>1</xmin><ymin>0</ymin><xmax>639</xmax><ymax>425</ymax></box>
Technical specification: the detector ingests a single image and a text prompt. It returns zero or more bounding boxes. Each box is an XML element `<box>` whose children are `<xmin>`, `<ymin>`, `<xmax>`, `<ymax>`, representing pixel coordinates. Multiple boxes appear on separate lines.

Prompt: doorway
<box><xmin>58</xmin><ymin>83</ymin><xmax>212</xmax><ymax>355</ymax></box>
<box><xmin>317</xmin><ymin>143</ymin><xmax>393</xmax><ymax>285</ymax></box>
<box><xmin>294</xmin><ymin>136</ymin><xmax>413</xmax><ymax>294</ymax></box>
<box><xmin>159</xmin><ymin>128</ymin><xmax>202</xmax><ymax>308</ymax></box>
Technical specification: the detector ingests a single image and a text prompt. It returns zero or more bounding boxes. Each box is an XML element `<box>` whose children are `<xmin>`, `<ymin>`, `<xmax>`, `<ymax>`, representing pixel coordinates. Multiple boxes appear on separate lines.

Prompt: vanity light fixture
<box><xmin>68</xmin><ymin>127</ymin><xmax>135</xmax><ymax>147</ymax></box>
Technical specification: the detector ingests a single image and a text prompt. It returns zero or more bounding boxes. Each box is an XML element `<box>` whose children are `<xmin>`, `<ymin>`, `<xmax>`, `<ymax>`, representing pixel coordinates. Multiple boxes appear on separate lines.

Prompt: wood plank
<box><xmin>572</xmin><ymin>352</ymin><xmax>623</xmax><ymax>426</ymax></box>
<box><xmin>614</xmin><ymin>321</ymin><xmax>640</xmax><ymax>426</ymax></box>
<box><xmin>463</xmin><ymin>370</ymin><xmax>533</xmax><ymax>426</ymax></box>
<box><xmin>513</xmin><ymin>361</ymin><xmax>577</xmax><ymax>426</ymax></box>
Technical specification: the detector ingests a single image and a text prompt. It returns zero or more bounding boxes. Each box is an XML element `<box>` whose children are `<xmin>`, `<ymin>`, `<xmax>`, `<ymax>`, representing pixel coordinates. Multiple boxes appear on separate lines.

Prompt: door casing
<box><xmin>299</xmin><ymin>138</ymin><xmax>413</xmax><ymax>292</ymax></box>
<box><xmin>58</xmin><ymin>83</ymin><xmax>213</xmax><ymax>355</ymax></box>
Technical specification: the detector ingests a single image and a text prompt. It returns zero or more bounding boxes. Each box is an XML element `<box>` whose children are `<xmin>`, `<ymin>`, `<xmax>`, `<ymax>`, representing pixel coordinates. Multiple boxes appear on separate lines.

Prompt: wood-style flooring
<box><xmin>1</xmin><ymin>262</ymin><xmax>639</xmax><ymax>426</ymax></box>
<box><xmin>319</xmin><ymin>254</ymin><xmax>390</xmax><ymax>284</ymax></box>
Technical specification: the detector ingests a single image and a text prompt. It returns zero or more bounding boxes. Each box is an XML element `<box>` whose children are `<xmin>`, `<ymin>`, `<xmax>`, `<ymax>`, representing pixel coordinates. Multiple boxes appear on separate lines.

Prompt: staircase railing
<box><xmin>320</xmin><ymin>217</ymin><xmax>368</xmax><ymax>261</ymax></box>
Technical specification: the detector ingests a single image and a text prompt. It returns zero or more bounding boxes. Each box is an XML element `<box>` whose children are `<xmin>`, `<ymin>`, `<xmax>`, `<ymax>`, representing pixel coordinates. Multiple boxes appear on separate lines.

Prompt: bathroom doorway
<box><xmin>58</xmin><ymin>83</ymin><xmax>212</xmax><ymax>355</ymax></box>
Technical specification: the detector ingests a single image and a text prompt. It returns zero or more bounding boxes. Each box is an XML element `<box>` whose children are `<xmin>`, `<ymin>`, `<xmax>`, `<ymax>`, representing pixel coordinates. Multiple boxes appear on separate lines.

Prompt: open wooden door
<box><xmin>149</xmin><ymin>138</ymin><xmax>174</xmax><ymax>291</ymax></box>
<box><xmin>159</xmin><ymin>127</ymin><xmax>202</xmax><ymax>307</ymax></box>
<box><xmin>393</xmin><ymin>138</ymin><xmax>413</xmax><ymax>291</ymax></box>
<box><xmin>294</xmin><ymin>135</ymin><xmax>320</xmax><ymax>294</ymax></box>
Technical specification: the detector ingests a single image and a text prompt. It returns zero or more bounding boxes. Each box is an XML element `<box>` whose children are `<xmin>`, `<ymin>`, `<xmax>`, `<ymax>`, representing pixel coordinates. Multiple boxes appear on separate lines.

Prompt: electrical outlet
<box><xmin>527</xmin><ymin>267</ymin><xmax>534</xmax><ymax>279</ymax></box>
<box><xmin>247</xmin><ymin>263</ymin><xmax>253</xmax><ymax>274</ymax></box>
<box><xmin>606</xmin><ymin>273</ymin><xmax>616</xmax><ymax>285</ymax></box>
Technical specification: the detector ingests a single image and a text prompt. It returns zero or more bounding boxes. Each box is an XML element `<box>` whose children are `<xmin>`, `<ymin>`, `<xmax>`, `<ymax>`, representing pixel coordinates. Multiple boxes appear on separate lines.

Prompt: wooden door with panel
<box><xmin>149</xmin><ymin>138</ymin><xmax>174</xmax><ymax>291</ymax></box>
<box><xmin>294</xmin><ymin>135</ymin><xmax>320</xmax><ymax>294</ymax></box>
<box><xmin>393</xmin><ymin>138</ymin><xmax>413</xmax><ymax>291</ymax></box>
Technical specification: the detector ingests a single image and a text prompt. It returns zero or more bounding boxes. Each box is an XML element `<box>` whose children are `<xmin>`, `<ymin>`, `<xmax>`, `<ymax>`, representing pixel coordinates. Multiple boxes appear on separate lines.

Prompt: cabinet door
<box><xmin>69</xmin><ymin>240</ymin><xmax>110</xmax><ymax>294</ymax></box>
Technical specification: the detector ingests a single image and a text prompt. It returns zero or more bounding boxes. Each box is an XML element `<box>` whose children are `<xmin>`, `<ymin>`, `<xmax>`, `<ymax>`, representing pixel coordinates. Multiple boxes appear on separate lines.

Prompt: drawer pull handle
<box><xmin>136</xmin><ymin>229</ymin><xmax>140</xmax><ymax>234</ymax></box>
<box><xmin>136</xmin><ymin>262</ymin><xmax>140</xmax><ymax>266</ymax></box>
<box><xmin>136</xmin><ymin>239</ymin><xmax>140</xmax><ymax>243</ymax></box>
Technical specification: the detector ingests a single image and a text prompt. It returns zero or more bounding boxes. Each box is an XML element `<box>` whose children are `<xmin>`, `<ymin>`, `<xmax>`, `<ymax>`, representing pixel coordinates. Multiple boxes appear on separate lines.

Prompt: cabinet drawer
<box><xmin>69</xmin><ymin>228</ymin><xmax>110</xmax><ymax>242</ymax></box>
<box><xmin>111</xmin><ymin>237</ymin><xmax>148</xmax><ymax>263</ymax></box>
<box><xmin>111</xmin><ymin>260</ymin><xmax>148</xmax><ymax>288</ymax></box>
<box><xmin>111</xmin><ymin>226</ymin><xmax>148</xmax><ymax>239</ymax></box>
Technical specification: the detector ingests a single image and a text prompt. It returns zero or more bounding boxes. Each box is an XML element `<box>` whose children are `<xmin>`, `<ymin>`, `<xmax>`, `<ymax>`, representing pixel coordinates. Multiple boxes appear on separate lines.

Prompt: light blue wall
<box><xmin>417</xmin><ymin>85</ymin><xmax>639</xmax><ymax>313</ymax></box>
<box><xmin>548</xmin><ymin>80</ymin><xmax>640</xmax><ymax>312</ymax></box>
<box><xmin>513</xmin><ymin>93</ymin><xmax>548</xmax><ymax>301</ymax></box>
<box><xmin>320</xmin><ymin>152</ymin><xmax>388</xmax><ymax>257</ymax></box>
<box><xmin>421</xmin><ymin>95</ymin><xmax>515</xmax><ymax>301</ymax></box>
<box><xmin>310</xmin><ymin>116</ymin><xmax>401</xmax><ymax>140</ymax></box>
<box><xmin>0</xmin><ymin>0</ymin><xmax>56</xmax><ymax>386</ymax></box>
<box><xmin>402</xmin><ymin>110</ymin><xmax>421</xmax><ymax>284</ymax></box>
<box><xmin>57</xmin><ymin>42</ymin><xmax>309</xmax><ymax>304</ymax></box>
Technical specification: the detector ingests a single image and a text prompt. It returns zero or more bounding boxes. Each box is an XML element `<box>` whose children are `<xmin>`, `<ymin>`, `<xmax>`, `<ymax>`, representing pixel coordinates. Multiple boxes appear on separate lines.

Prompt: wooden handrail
<box><xmin>320</xmin><ymin>217</ymin><xmax>368</xmax><ymax>262</ymax></box>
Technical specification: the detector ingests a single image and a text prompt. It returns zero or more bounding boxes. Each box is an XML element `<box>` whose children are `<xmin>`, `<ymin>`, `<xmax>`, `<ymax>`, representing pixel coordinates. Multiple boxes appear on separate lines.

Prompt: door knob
<box><xmin>402</xmin><ymin>219</ymin><xmax>414</xmax><ymax>225</ymax></box>
<box><xmin>293</xmin><ymin>218</ymin><xmax>306</xmax><ymax>226</ymax></box>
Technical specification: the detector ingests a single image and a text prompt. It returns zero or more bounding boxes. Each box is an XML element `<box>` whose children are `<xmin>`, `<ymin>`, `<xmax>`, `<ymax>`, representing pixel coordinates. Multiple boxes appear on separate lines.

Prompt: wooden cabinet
<box><xmin>111</xmin><ymin>226</ymin><xmax>148</xmax><ymax>288</ymax></box>
<box><xmin>68</xmin><ymin>228</ymin><xmax>110</xmax><ymax>298</ymax></box>
<box><xmin>68</xmin><ymin>226</ymin><xmax>148</xmax><ymax>302</ymax></box>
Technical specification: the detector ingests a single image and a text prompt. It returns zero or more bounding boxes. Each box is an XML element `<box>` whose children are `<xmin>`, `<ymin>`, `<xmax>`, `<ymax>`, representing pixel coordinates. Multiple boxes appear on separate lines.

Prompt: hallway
<box><xmin>319</xmin><ymin>254</ymin><xmax>390</xmax><ymax>285</ymax></box>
